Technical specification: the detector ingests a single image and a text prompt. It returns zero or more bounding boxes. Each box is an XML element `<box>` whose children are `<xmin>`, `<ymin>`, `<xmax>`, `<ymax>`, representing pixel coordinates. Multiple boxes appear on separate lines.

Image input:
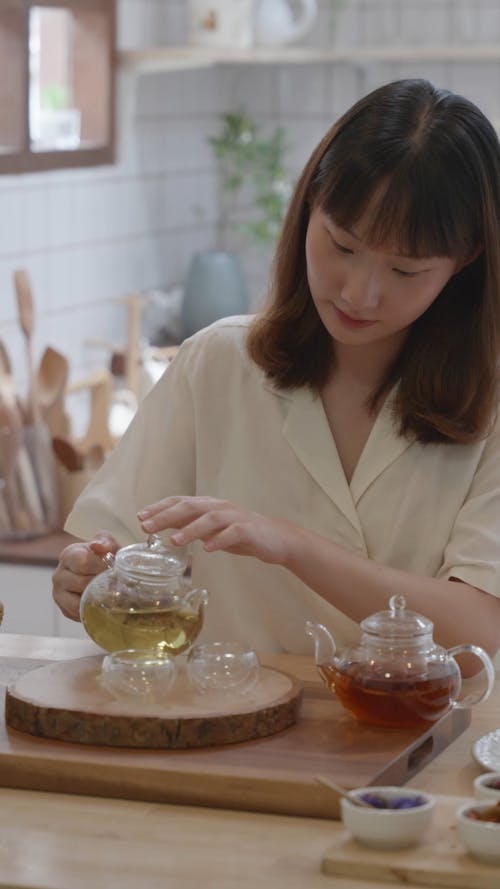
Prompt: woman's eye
<box><xmin>393</xmin><ymin>268</ymin><xmax>419</xmax><ymax>278</ymax></box>
<box><xmin>332</xmin><ymin>238</ymin><xmax>353</xmax><ymax>255</ymax></box>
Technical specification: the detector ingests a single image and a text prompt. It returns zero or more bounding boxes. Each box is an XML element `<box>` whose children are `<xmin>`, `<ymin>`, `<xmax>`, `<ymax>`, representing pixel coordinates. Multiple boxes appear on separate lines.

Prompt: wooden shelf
<box><xmin>118</xmin><ymin>43</ymin><xmax>500</xmax><ymax>74</ymax></box>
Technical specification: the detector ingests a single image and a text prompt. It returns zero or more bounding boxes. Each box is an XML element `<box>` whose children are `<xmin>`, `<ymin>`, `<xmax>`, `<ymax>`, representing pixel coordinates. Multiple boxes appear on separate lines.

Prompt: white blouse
<box><xmin>65</xmin><ymin>316</ymin><xmax>500</xmax><ymax>654</ymax></box>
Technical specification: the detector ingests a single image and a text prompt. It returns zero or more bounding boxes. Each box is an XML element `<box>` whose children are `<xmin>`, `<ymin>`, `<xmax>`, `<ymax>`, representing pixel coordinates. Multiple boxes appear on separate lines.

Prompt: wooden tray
<box><xmin>0</xmin><ymin>656</ymin><xmax>470</xmax><ymax>819</ymax></box>
<box><xmin>5</xmin><ymin>656</ymin><xmax>302</xmax><ymax>748</ymax></box>
<box><xmin>322</xmin><ymin>795</ymin><xmax>499</xmax><ymax>888</ymax></box>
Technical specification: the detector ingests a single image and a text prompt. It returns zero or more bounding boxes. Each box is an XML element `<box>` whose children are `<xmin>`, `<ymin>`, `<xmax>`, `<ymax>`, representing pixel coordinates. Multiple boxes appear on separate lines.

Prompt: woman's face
<box><xmin>305</xmin><ymin>206</ymin><xmax>461</xmax><ymax>351</ymax></box>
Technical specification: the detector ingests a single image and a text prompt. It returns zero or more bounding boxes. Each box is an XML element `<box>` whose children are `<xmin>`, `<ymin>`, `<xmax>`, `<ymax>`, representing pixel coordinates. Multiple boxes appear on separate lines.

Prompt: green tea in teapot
<box><xmin>81</xmin><ymin>599</ymin><xmax>204</xmax><ymax>655</ymax></box>
<box><xmin>79</xmin><ymin>535</ymin><xmax>208</xmax><ymax>655</ymax></box>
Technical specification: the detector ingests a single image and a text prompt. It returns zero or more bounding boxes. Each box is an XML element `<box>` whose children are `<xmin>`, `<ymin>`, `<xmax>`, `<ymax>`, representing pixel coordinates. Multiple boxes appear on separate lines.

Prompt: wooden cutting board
<box><xmin>0</xmin><ymin>655</ymin><xmax>470</xmax><ymax>819</ymax></box>
<box><xmin>322</xmin><ymin>795</ymin><xmax>499</xmax><ymax>888</ymax></box>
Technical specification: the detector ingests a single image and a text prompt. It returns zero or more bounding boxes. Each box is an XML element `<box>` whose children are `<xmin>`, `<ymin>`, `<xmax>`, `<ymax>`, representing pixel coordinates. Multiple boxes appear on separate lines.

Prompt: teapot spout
<box><xmin>305</xmin><ymin>620</ymin><xmax>337</xmax><ymax>669</ymax></box>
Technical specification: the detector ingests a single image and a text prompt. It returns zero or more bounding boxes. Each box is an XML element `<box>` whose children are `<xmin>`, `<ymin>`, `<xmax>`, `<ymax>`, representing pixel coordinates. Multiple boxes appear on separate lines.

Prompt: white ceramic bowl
<box><xmin>474</xmin><ymin>772</ymin><xmax>500</xmax><ymax>802</ymax></box>
<box><xmin>340</xmin><ymin>786</ymin><xmax>436</xmax><ymax>850</ymax></box>
<box><xmin>101</xmin><ymin>649</ymin><xmax>177</xmax><ymax>704</ymax></box>
<box><xmin>456</xmin><ymin>801</ymin><xmax>500</xmax><ymax>864</ymax></box>
<box><xmin>187</xmin><ymin>641</ymin><xmax>260</xmax><ymax>693</ymax></box>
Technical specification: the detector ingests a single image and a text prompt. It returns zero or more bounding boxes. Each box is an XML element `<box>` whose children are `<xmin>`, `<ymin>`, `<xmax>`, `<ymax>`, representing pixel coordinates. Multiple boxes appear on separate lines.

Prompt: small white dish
<box><xmin>101</xmin><ymin>649</ymin><xmax>177</xmax><ymax>703</ymax></box>
<box><xmin>340</xmin><ymin>786</ymin><xmax>435</xmax><ymax>850</ymax></box>
<box><xmin>187</xmin><ymin>642</ymin><xmax>260</xmax><ymax>694</ymax></box>
<box><xmin>474</xmin><ymin>772</ymin><xmax>500</xmax><ymax>802</ymax></box>
<box><xmin>472</xmin><ymin>729</ymin><xmax>500</xmax><ymax>772</ymax></box>
<box><xmin>456</xmin><ymin>801</ymin><xmax>500</xmax><ymax>864</ymax></box>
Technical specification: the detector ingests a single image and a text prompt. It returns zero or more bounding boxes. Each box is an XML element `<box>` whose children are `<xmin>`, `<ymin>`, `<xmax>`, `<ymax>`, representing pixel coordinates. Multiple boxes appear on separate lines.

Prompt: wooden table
<box><xmin>0</xmin><ymin>634</ymin><xmax>498</xmax><ymax>889</ymax></box>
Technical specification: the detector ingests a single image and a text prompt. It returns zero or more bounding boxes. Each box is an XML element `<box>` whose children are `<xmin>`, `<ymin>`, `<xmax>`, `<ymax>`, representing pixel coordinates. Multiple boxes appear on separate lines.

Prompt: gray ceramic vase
<box><xmin>181</xmin><ymin>250</ymin><xmax>249</xmax><ymax>338</ymax></box>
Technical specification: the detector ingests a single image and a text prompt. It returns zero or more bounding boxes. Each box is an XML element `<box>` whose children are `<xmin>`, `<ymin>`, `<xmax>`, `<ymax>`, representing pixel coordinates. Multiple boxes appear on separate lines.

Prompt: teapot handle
<box><xmin>101</xmin><ymin>551</ymin><xmax>116</xmax><ymax>570</ymax></box>
<box><xmin>448</xmin><ymin>643</ymin><xmax>495</xmax><ymax>709</ymax></box>
<box><xmin>185</xmin><ymin>587</ymin><xmax>209</xmax><ymax>610</ymax></box>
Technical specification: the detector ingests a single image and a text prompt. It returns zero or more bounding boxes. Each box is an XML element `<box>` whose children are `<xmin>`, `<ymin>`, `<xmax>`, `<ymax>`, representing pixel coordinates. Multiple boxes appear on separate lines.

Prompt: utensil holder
<box><xmin>0</xmin><ymin>422</ymin><xmax>59</xmax><ymax>540</ymax></box>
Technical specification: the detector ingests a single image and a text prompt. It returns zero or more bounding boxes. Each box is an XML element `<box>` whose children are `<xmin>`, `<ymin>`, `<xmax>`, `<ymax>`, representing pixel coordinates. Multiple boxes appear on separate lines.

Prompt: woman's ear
<box><xmin>455</xmin><ymin>245</ymin><xmax>483</xmax><ymax>273</ymax></box>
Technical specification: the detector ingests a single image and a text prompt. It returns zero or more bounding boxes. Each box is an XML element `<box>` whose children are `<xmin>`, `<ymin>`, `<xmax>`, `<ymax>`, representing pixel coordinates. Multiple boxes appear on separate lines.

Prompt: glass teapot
<box><xmin>306</xmin><ymin>595</ymin><xmax>495</xmax><ymax>729</ymax></box>
<box><xmin>80</xmin><ymin>534</ymin><xmax>208</xmax><ymax>655</ymax></box>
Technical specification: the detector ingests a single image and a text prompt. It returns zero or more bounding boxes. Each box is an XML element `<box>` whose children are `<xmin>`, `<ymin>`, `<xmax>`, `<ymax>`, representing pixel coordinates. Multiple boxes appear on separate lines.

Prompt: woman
<box><xmin>53</xmin><ymin>79</ymin><xmax>500</xmax><ymax>663</ymax></box>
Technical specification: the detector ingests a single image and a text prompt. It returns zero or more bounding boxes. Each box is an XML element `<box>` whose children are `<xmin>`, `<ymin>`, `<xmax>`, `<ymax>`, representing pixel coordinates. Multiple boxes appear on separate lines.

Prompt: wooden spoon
<box><xmin>37</xmin><ymin>346</ymin><xmax>71</xmax><ymax>437</ymax></box>
<box><xmin>315</xmin><ymin>775</ymin><xmax>373</xmax><ymax>807</ymax></box>
<box><xmin>69</xmin><ymin>368</ymin><xmax>115</xmax><ymax>452</ymax></box>
<box><xmin>14</xmin><ymin>268</ymin><xmax>40</xmax><ymax>426</ymax></box>
<box><xmin>52</xmin><ymin>436</ymin><xmax>84</xmax><ymax>472</ymax></box>
<box><xmin>0</xmin><ymin>340</ymin><xmax>18</xmax><ymax>409</ymax></box>
<box><xmin>14</xmin><ymin>273</ymin><xmax>60</xmax><ymax>526</ymax></box>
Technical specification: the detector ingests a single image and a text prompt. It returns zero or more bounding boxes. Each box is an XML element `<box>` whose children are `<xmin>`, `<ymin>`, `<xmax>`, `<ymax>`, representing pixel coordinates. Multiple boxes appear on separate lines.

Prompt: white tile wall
<box><xmin>1</xmin><ymin>0</ymin><xmax>499</xmax><ymax>407</ymax></box>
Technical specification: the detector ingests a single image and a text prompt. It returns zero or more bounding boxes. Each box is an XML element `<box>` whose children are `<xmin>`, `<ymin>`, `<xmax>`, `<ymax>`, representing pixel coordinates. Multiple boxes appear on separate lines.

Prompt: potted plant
<box><xmin>181</xmin><ymin>110</ymin><xmax>292</xmax><ymax>337</ymax></box>
<box><xmin>32</xmin><ymin>84</ymin><xmax>81</xmax><ymax>150</ymax></box>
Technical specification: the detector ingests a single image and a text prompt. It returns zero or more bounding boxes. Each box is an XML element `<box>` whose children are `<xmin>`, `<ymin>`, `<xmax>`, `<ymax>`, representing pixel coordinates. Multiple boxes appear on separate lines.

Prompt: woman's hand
<box><xmin>52</xmin><ymin>530</ymin><xmax>119</xmax><ymax>621</ymax></box>
<box><xmin>138</xmin><ymin>496</ymin><xmax>299</xmax><ymax>567</ymax></box>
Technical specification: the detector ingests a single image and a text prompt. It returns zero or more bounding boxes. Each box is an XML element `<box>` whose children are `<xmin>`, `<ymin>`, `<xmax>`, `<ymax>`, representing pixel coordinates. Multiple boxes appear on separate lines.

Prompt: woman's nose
<box><xmin>341</xmin><ymin>266</ymin><xmax>381</xmax><ymax>312</ymax></box>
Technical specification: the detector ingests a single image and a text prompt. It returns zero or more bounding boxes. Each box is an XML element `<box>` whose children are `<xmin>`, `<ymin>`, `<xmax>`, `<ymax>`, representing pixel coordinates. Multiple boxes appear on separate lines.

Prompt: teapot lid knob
<box><xmin>389</xmin><ymin>594</ymin><xmax>407</xmax><ymax>616</ymax></box>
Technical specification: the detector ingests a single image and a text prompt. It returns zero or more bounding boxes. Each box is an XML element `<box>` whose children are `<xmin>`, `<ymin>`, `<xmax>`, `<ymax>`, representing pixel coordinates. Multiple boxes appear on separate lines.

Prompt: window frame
<box><xmin>0</xmin><ymin>0</ymin><xmax>116</xmax><ymax>175</ymax></box>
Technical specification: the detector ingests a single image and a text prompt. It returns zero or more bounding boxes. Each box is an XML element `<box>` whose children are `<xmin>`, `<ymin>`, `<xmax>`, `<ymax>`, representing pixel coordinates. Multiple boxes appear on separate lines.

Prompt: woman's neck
<box><xmin>331</xmin><ymin>333</ymin><xmax>406</xmax><ymax>389</ymax></box>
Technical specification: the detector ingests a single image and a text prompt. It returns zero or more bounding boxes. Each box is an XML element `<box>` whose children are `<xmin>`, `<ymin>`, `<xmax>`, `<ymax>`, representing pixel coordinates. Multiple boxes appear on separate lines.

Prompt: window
<box><xmin>0</xmin><ymin>0</ymin><xmax>115</xmax><ymax>174</ymax></box>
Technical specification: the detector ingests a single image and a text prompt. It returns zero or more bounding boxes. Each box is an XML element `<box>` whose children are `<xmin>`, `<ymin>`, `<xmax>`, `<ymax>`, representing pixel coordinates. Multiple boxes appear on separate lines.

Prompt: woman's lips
<box><xmin>333</xmin><ymin>305</ymin><xmax>377</xmax><ymax>329</ymax></box>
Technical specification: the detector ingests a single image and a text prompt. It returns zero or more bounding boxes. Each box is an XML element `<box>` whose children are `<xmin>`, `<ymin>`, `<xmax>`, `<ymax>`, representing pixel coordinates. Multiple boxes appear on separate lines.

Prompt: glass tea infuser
<box><xmin>306</xmin><ymin>594</ymin><xmax>495</xmax><ymax>729</ymax></box>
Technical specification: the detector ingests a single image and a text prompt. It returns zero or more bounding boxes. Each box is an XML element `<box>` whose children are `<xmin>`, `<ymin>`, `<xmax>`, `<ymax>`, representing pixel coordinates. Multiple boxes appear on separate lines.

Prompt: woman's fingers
<box><xmin>202</xmin><ymin>522</ymin><xmax>255</xmax><ymax>555</ymax></box>
<box><xmin>137</xmin><ymin>496</ymin><xmax>293</xmax><ymax>566</ymax></box>
<box><xmin>54</xmin><ymin>589</ymin><xmax>86</xmax><ymax>622</ymax></box>
<box><xmin>88</xmin><ymin>530</ymin><xmax>120</xmax><ymax>558</ymax></box>
<box><xmin>138</xmin><ymin>495</ymin><xmax>185</xmax><ymax>519</ymax></box>
<box><xmin>52</xmin><ymin>532</ymin><xmax>120</xmax><ymax>622</ymax></box>
<box><xmin>170</xmin><ymin>508</ymin><xmax>240</xmax><ymax>546</ymax></box>
<box><xmin>138</xmin><ymin>497</ymin><xmax>231</xmax><ymax>534</ymax></box>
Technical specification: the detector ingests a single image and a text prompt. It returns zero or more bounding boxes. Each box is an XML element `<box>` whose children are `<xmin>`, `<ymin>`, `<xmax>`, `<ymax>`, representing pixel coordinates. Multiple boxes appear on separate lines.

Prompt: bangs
<box><xmin>313</xmin><ymin>130</ymin><xmax>482</xmax><ymax>260</ymax></box>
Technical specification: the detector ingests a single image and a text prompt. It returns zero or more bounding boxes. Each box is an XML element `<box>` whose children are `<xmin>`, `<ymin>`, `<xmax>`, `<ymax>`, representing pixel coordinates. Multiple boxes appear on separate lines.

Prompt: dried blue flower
<box><xmin>359</xmin><ymin>793</ymin><xmax>426</xmax><ymax>809</ymax></box>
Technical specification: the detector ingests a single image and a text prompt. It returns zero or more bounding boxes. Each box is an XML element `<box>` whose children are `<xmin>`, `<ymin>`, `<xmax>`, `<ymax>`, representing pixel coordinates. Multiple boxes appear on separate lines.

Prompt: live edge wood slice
<box><xmin>5</xmin><ymin>656</ymin><xmax>303</xmax><ymax>749</ymax></box>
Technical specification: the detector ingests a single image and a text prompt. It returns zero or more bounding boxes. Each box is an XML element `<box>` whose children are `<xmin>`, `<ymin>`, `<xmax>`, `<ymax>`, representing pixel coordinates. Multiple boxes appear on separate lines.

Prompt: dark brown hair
<box><xmin>247</xmin><ymin>79</ymin><xmax>500</xmax><ymax>443</ymax></box>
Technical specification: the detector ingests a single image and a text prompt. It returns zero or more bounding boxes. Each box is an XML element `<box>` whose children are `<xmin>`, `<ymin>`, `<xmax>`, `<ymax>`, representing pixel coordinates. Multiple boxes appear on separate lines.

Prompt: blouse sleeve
<box><xmin>437</xmin><ymin>414</ymin><xmax>500</xmax><ymax>598</ymax></box>
<box><xmin>64</xmin><ymin>338</ymin><xmax>197</xmax><ymax>545</ymax></box>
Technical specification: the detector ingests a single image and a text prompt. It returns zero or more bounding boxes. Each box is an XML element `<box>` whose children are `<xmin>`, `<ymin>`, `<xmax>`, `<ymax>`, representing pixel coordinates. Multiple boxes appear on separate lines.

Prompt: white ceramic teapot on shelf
<box><xmin>254</xmin><ymin>0</ymin><xmax>318</xmax><ymax>47</ymax></box>
<box><xmin>187</xmin><ymin>0</ymin><xmax>255</xmax><ymax>50</ymax></box>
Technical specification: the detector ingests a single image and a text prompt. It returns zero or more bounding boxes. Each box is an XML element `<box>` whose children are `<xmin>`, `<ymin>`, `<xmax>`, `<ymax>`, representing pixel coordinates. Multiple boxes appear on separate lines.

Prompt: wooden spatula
<box><xmin>14</xmin><ymin>268</ymin><xmax>40</xmax><ymax>426</ymax></box>
<box><xmin>38</xmin><ymin>346</ymin><xmax>71</xmax><ymax>437</ymax></box>
<box><xmin>13</xmin><ymin>273</ymin><xmax>60</xmax><ymax>526</ymax></box>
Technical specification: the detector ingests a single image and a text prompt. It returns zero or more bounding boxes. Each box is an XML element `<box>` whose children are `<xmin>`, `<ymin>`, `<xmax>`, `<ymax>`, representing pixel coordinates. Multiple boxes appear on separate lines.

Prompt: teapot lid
<box><xmin>115</xmin><ymin>534</ymin><xmax>187</xmax><ymax>580</ymax></box>
<box><xmin>361</xmin><ymin>595</ymin><xmax>433</xmax><ymax>639</ymax></box>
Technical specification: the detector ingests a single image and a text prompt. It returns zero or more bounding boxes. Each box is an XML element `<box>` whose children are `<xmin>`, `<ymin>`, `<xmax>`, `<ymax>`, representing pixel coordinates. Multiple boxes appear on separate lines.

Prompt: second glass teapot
<box><xmin>306</xmin><ymin>595</ymin><xmax>495</xmax><ymax>729</ymax></box>
<box><xmin>80</xmin><ymin>534</ymin><xmax>208</xmax><ymax>655</ymax></box>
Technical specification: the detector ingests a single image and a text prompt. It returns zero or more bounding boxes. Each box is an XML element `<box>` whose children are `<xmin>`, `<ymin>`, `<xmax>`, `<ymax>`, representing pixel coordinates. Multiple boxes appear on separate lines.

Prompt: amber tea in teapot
<box><xmin>317</xmin><ymin>662</ymin><xmax>461</xmax><ymax>730</ymax></box>
<box><xmin>80</xmin><ymin>535</ymin><xmax>208</xmax><ymax>655</ymax></box>
<box><xmin>307</xmin><ymin>595</ymin><xmax>494</xmax><ymax>730</ymax></box>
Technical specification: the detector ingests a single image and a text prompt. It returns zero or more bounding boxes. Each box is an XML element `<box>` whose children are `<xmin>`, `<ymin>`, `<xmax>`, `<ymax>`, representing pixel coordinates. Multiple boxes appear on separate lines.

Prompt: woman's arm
<box><xmin>138</xmin><ymin>496</ymin><xmax>500</xmax><ymax>664</ymax></box>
